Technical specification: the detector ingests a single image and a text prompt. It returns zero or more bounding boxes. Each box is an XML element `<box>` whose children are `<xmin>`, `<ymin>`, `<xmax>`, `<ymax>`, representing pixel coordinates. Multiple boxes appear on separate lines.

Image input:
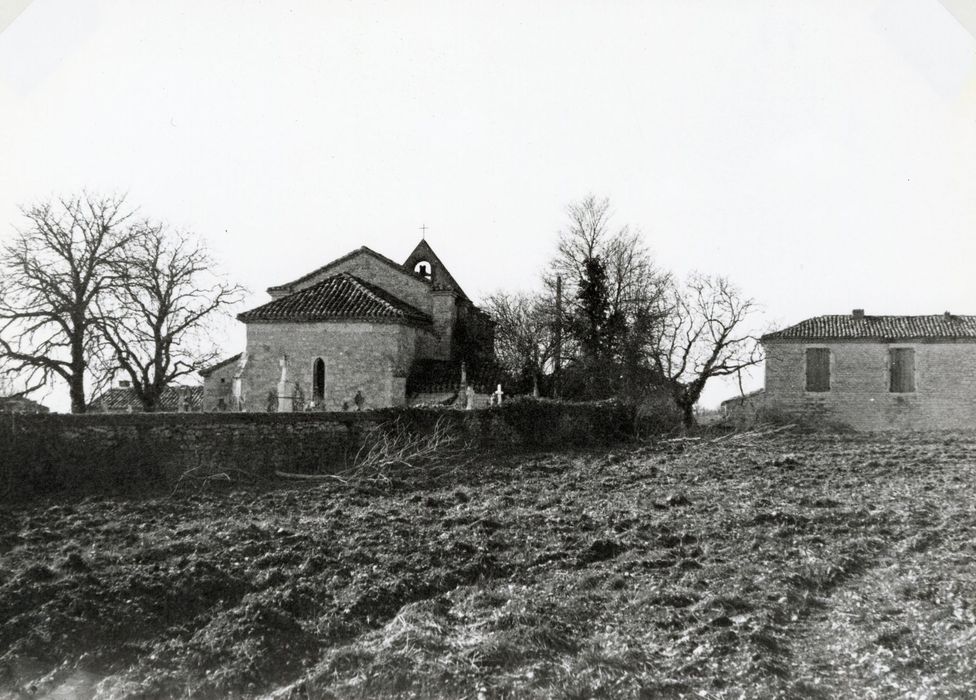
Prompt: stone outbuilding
<box><xmin>198</xmin><ymin>353</ymin><xmax>242</xmax><ymax>412</ymax></box>
<box><xmin>761</xmin><ymin>310</ymin><xmax>976</xmax><ymax>430</ymax></box>
<box><xmin>719</xmin><ymin>389</ymin><xmax>765</xmax><ymax>429</ymax></box>
<box><xmin>203</xmin><ymin>240</ymin><xmax>494</xmax><ymax>411</ymax></box>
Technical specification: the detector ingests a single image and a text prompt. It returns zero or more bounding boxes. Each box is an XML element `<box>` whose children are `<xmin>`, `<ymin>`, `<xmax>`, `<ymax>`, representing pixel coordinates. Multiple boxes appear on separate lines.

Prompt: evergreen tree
<box><xmin>573</xmin><ymin>256</ymin><xmax>611</xmax><ymax>359</ymax></box>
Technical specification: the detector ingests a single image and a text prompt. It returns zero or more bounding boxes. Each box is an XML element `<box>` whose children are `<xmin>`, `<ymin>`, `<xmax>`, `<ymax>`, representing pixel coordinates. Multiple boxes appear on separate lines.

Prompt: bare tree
<box><xmin>547</xmin><ymin>195</ymin><xmax>669</xmax><ymax>360</ymax></box>
<box><xmin>482</xmin><ymin>290</ymin><xmax>556</xmax><ymax>387</ymax></box>
<box><xmin>97</xmin><ymin>222</ymin><xmax>245</xmax><ymax>412</ymax></box>
<box><xmin>549</xmin><ymin>197</ymin><xmax>668</xmax><ymax>319</ymax></box>
<box><xmin>0</xmin><ymin>194</ymin><xmax>136</xmax><ymax>412</ymax></box>
<box><xmin>549</xmin><ymin>195</ymin><xmax>613</xmax><ymax>288</ymax></box>
<box><xmin>653</xmin><ymin>273</ymin><xmax>763</xmax><ymax>428</ymax></box>
<box><xmin>539</xmin><ymin>196</ymin><xmax>671</xmax><ymax>400</ymax></box>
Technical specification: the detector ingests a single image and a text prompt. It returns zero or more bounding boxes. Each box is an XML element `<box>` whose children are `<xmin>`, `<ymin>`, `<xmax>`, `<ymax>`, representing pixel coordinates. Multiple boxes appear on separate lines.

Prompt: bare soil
<box><xmin>1</xmin><ymin>431</ymin><xmax>975</xmax><ymax>699</ymax></box>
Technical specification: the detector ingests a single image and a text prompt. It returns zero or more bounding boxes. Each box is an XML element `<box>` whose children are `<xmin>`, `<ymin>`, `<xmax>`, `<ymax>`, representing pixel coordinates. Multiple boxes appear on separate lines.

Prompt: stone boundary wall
<box><xmin>0</xmin><ymin>412</ymin><xmax>368</xmax><ymax>501</ymax></box>
<box><xmin>0</xmin><ymin>400</ymin><xmax>645</xmax><ymax>501</ymax></box>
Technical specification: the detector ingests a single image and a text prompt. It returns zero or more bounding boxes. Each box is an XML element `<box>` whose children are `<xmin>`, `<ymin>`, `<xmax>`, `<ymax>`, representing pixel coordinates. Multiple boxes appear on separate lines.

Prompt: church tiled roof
<box><xmin>762</xmin><ymin>314</ymin><xmax>976</xmax><ymax>341</ymax></box>
<box><xmin>238</xmin><ymin>273</ymin><xmax>433</xmax><ymax>325</ymax></box>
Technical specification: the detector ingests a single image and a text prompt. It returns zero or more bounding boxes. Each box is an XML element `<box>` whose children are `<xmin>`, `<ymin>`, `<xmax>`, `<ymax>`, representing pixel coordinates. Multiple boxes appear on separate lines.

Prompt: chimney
<box><xmin>945</xmin><ymin>311</ymin><xmax>952</xmax><ymax>319</ymax></box>
<box><xmin>852</xmin><ymin>309</ymin><xmax>865</xmax><ymax>319</ymax></box>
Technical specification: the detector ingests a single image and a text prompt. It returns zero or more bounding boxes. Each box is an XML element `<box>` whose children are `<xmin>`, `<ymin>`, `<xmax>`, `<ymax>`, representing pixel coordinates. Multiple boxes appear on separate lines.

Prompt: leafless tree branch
<box><xmin>0</xmin><ymin>193</ymin><xmax>136</xmax><ymax>412</ymax></box>
<box><xmin>483</xmin><ymin>290</ymin><xmax>557</xmax><ymax>380</ymax></box>
<box><xmin>96</xmin><ymin>221</ymin><xmax>245</xmax><ymax>411</ymax></box>
<box><xmin>654</xmin><ymin>273</ymin><xmax>763</xmax><ymax>427</ymax></box>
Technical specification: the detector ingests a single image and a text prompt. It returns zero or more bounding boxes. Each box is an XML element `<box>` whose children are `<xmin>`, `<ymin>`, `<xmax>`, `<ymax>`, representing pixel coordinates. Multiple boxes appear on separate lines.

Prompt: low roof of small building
<box><xmin>0</xmin><ymin>396</ymin><xmax>50</xmax><ymax>413</ymax></box>
<box><xmin>199</xmin><ymin>353</ymin><xmax>243</xmax><ymax>377</ymax></box>
<box><xmin>720</xmin><ymin>388</ymin><xmax>765</xmax><ymax>407</ymax></box>
<box><xmin>762</xmin><ymin>313</ymin><xmax>976</xmax><ymax>342</ymax></box>
<box><xmin>238</xmin><ymin>272</ymin><xmax>433</xmax><ymax>326</ymax></box>
<box><xmin>89</xmin><ymin>385</ymin><xmax>203</xmax><ymax>412</ymax></box>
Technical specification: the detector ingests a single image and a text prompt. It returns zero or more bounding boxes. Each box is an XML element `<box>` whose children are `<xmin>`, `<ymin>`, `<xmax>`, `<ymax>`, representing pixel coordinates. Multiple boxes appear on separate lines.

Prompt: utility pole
<box><xmin>554</xmin><ymin>275</ymin><xmax>562</xmax><ymax>399</ymax></box>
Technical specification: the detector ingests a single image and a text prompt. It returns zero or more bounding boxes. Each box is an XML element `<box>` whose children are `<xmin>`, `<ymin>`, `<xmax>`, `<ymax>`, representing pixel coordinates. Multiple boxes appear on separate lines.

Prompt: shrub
<box><xmin>633</xmin><ymin>392</ymin><xmax>683</xmax><ymax>436</ymax></box>
<box><xmin>488</xmin><ymin>397</ymin><xmax>638</xmax><ymax>447</ymax></box>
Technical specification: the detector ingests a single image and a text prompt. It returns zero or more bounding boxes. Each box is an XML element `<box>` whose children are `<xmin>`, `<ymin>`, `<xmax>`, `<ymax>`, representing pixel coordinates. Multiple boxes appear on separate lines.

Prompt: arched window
<box><xmin>313</xmin><ymin>358</ymin><xmax>325</xmax><ymax>400</ymax></box>
<box><xmin>413</xmin><ymin>260</ymin><xmax>432</xmax><ymax>279</ymax></box>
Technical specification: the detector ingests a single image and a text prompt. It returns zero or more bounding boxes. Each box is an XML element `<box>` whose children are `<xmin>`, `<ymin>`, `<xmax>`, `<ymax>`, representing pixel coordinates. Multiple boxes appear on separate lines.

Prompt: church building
<box><xmin>201</xmin><ymin>239</ymin><xmax>494</xmax><ymax>411</ymax></box>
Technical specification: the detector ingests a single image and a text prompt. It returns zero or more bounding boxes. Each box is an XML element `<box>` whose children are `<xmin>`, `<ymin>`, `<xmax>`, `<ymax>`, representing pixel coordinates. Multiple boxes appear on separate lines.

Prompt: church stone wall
<box><xmin>289</xmin><ymin>253</ymin><xmax>431</xmax><ymax>314</ymax></box>
<box><xmin>431</xmin><ymin>291</ymin><xmax>458</xmax><ymax>360</ymax></box>
<box><xmin>243</xmin><ymin>321</ymin><xmax>427</xmax><ymax>411</ymax></box>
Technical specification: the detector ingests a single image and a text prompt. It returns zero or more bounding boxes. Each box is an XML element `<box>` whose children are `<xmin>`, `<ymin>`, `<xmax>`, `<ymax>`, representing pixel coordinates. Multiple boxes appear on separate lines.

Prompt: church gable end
<box><xmin>403</xmin><ymin>240</ymin><xmax>468</xmax><ymax>300</ymax></box>
<box><xmin>268</xmin><ymin>246</ymin><xmax>431</xmax><ymax>312</ymax></box>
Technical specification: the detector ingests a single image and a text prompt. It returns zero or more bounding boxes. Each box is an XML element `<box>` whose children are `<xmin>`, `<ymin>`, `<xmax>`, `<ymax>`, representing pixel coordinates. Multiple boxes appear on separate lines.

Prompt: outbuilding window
<box><xmin>313</xmin><ymin>358</ymin><xmax>325</xmax><ymax>400</ymax></box>
<box><xmin>889</xmin><ymin>348</ymin><xmax>915</xmax><ymax>393</ymax></box>
<box><xmin>805</xmin><ymin>348</ymin><xmax>830</xmax><ymax>392</ymax></box>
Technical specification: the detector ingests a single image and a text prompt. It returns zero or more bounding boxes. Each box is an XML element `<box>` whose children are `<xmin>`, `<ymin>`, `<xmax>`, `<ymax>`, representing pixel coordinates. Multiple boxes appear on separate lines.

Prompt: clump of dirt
<box><xmin>118</xmin><ymin>593</ymin><xmax>320</xmax><ymax>697</ymax></box>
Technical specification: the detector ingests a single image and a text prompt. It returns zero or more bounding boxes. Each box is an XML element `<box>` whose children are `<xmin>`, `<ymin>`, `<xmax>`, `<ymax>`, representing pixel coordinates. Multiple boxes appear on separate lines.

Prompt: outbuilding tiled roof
<box><xmin>89</xmin><ymin>385</ymin><xmax>203</xmax><ymax>412</ymax></box>
<box><xmin>199</xmin><ymin>353</ymin><xmax>243</xmax><ymax>377</ymax></box>
<box><xmin>719</xmin><ymin>388</ymin><xmax>765</xmax><ymax>408</ymax></box>
<box><xmin>762</xmin><ymin>314</ymin><xmax>976</xmax><ymax>342</ymax></box>
<box><xmin>238</xmin><ymin>273</ymin><xmax>433</xmax><ymax>325</ymax></box>
<box><xmin>0</xmin><ymin>396</ymin><xmax>50</xmax><ymax>414</ymax></box>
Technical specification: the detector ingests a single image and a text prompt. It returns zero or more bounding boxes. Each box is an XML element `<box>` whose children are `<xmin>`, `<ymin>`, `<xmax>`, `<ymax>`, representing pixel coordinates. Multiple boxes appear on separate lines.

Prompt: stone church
<box><xmin>201</xmin><ymin>240</ymin><xmax>494</xmax><ymax>411</ymax></box>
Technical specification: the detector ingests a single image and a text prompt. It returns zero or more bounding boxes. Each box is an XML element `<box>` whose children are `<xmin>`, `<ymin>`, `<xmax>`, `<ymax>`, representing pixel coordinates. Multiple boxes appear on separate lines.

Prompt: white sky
<box><xmin>1</xmin><ymin>0</ymin><xmax>975</xmax><ymax>412</ymax></box>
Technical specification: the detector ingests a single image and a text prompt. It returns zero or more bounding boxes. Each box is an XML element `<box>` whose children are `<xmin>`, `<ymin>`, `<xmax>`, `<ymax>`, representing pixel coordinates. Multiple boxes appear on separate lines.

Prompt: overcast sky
<box><xmin>2</xmin><ymin>0</ymin><xmax>975</xmax><ymax>411</ymax></box>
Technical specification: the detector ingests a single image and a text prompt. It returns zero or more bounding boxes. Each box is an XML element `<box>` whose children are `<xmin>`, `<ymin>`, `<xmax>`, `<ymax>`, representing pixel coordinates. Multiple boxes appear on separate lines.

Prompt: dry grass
<box><xmin>341</xmin><ymin>415</ymin><xmax>473</xmax><ymax>488</ymax></box>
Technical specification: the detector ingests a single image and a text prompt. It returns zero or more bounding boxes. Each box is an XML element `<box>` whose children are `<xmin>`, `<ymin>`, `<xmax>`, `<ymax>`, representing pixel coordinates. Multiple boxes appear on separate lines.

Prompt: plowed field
<box><xmin>1</xmin><ymin>431</ymin><xmax>974</xmax><ymax>698</ymax></box>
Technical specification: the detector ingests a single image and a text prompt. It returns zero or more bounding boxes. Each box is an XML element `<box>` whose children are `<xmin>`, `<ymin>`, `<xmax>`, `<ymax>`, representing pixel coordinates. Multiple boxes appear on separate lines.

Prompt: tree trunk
<box><xmin>140</xmin><ymin>389</ymin><xmax>160</xmax><ymax>413</ymax></box>
<box><xmin>69</xmin><ymin>337</ymin><xmax>87</xmax><ymax>413</ymax></box>
<box><xmin>68</xmin><ymin>325</ymin><xmax>88</xmax><ymax>413</ymax></box>
<box><xmin>670</xmin><ymin>383</ymin><xmax>696</xmax><ymax>429</ymax></box>
<box><xmin>69</xmin><ymin>371</ymin><xmax>86</xmax><ymax>414</ymax></box>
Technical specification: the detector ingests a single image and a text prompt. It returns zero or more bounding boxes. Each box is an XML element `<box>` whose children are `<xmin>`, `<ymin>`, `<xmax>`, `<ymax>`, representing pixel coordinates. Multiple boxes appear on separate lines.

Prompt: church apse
<box><xmin>216</xmin><ymin>237</ymin><xmax>493</xmax><ymax>409</ymax></box>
